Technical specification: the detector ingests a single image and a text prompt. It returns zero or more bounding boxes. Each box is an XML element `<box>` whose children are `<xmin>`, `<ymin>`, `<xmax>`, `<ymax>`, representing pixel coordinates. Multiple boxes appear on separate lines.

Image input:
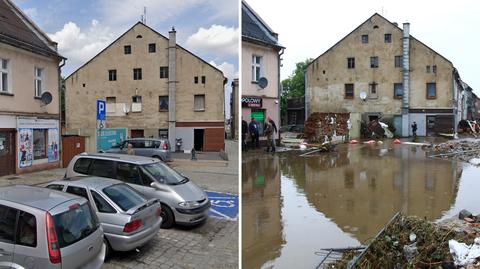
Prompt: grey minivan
<box><xmin>65</xmin><ymin>153</ymin><xmax>210</xmax><ymax>229</ymax></box>
<box><xmin>45</xmin><ymin>177</ymin><xmax>162</xmax><ymax>257</ymax></box>
<box><xmin>0</xmin><ymin>185</ymin><xmax>105</xmax><ymax>269</ymax></box>
<box><xmin>105</xmin><ymin>138</ymin><xmax>172</xmax><ymax>162</ymax></box>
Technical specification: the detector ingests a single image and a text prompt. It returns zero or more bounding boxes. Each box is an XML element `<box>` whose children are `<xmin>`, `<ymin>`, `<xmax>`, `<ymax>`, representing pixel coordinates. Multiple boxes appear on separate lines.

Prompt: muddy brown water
<box><xmin>242</xmin><ymin>140</ymin><xmax>480</xmax><ymax>269</ymax></box>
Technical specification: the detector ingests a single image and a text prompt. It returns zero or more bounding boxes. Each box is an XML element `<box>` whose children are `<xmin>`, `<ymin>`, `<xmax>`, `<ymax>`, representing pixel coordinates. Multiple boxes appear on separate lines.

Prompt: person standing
<box><xmin>127</xmin><ymin>143</ymin><xmax>135</xmax><ymax>155</ymax></box>
<box><xmin>249</xmin><ymin>117</ymin><xmax>259</xmax><ymax>149</ymax></box>
<box><xmin>264</xmin><ymin>119</ymin><xmax>273</xmax><ymax>152</ymax></box>
<box><xmin>411</xmin><ymin>121</ymin><xmax>418</xmax><ymax>140</ymax></box>
<box><xmin>267</xmin><ymin>116</ymin><xmax>277</xmax><ymax>152</ymax></box>
<box><xmin>242</xmin><ymin>118</ymin><xmax>248</xmax><ymax>151</ymax></box>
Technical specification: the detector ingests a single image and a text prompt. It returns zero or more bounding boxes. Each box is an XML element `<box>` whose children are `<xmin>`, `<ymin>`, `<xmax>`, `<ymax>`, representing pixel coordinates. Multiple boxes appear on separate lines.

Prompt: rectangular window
<box><xmin>34</xmin><ymin>67</ymin><xmax>43</xmax><ymax>97</ymax></box>
<box><xmin>132</xmin><ymin>95</ymin><xmax>142</xmax><ymax>103</ymax></box>
<box><xmin>133</xmin><ymin>68</ymin><xmax>142</xmax><ymax>80</ymax></box>
<box><xmin>194</xmin><ymin>76</ymin><xmax>198</xmax><ymax>84</ymax></box>
<box><xmin>159</xmin><ymin>129</ymin><xmax>168</xmax><ymax>139</ymax></box>
<box><xmin>0</xmin><ymin>58</ymin><xmax>9</xmax><ymax>92</ymax></box>
<box><xmin>347</xmin><ymin>57</ymin><xmax>355</xmax><ymax>69</ymax></box>
<box><xmin>66</xmin><ymin>186</ymin><xmax>89</xmax><ymax>200</ymax></box>
<box><xmin>16</xmin><ymin>211</ymin><xmax>37</xmax><ymax>247</ymax></box>
<box><xmin>148</xmin><ymin>43</ymin><xmax>156</xmax><ymax>53</ymax></box>
<box><xmin>90</xmin><ymin>159</ymin><xmax>116</xmax><ymax>178</ymax></box>
<box><xmin>252</xmin><ymin>55</ymin><xmax>262</xmax><ymax>81</ymax></box>
<box><xmin>33</xmin><ymin>129</ymin><xmax>47</xmax><ymax>159</ymax></box>
<box><xmin>108</xmin><ymin>69</ymin><xmax>117</xmax><ymax>81</ymax></box>
<box><xmin>201</xmin><ymin>76</ymin><xmax>206</xmax><ymax>84</ymax></box>
<box><xmin>394</xmin><ymin>56</ymin><xmax>402</xmax><ymax>68</ymax></box>
<box><xmin>0</xmin><ymin>205</ymin><xmax>17</xmax><ymax>243</ymax></box>
<box><xmin>159</xmin><ymin>95</ymin><xmax>169</xmax><ymax>111</ymax></box>
<box><xmin>106</xmin><ymin>96</ymin><xmax>116</xmax><ymax>113</ymax></box>
<box><xmin>426</xmin><ymin>65</ymin><xmax>431</xmax><ymax>73</ymax></box>
<box><xmin>194</xmin><ymin>94</ymin><xmax>205</xmax><ymax>111</ymax></box>
<box><xmin>344</xmin><ymin>84</ymin><xmax>354</xmax><ymax>99</ymax></box>
<box><xmin>124</xmin><ymin>45</ymin><xmax>131</xmax><ymax>54</ymax></box>
<box><xmin>369</xmin><ymin>82</ymin><xmax>378</xmax><ymax>98</ymax></box>
<box><xmin>427</xmin><ymin>83</ymin><xmax>436</xmax><ymax>99</ymax></box>
<box><xmin>394</xmin><ymin>83</ymin><xmax>403</xmax><ymax>99</ymax></box>
<box><xmin>384</xmin><ymin>34</ymin><xmax>392</xmax><ymax>43</ymax></box>
<box><xmin>131</xmin><ymin>95</ymin><xmax>142</xmax><ymax>112</ymax></box>
<box><xmin>432</xmin><ymin>65</ymin><xmax>437</xmax><ymax>73</ymax></box>
<box><xmin>370</xmin><ymin>56</ymin><xmax>379</xmax><ymax>68</ymax></box>
<box><xmin>160</xmin><ymin>66</ymin><xmax>168</xmax><ymax>79</ymax></box>
<box><xmin>361</xmin><ymin>35</ymin><xmax>369</xmax><ymax>44</ymax></box>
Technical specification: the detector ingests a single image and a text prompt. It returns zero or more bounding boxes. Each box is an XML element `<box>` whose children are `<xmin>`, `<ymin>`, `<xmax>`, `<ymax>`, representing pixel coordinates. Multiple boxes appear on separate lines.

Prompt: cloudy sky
<box><xmin>14</xmin><ymin>0</ymin><xmax>238</xmax><ymax>117</ymax></box>
<box><xmin>247</xmin><ymin>0</ymin><xmax>480</xmax><ymax>95</ymax></box>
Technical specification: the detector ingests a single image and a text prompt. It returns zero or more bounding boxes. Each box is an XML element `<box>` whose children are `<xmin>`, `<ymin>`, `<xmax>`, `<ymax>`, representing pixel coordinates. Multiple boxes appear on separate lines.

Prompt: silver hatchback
<box><xmin>106</xmin><ymin>138</ymin><xmax>172</xmax><ymax>162</ymax></box>
<box><xmin>0</xmin><ymin>185</ymin><xmax>105</xmax><ymax>269</ymax></box>
<box><xmin>45</xmin><ymin>177</ymin><xmax>162</xmax><ymax>257</ymax></box>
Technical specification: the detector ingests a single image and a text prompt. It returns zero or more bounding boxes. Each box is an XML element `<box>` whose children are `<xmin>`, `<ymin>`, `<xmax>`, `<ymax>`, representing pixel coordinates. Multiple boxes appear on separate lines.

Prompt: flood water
<box><xmin>242</xmin><ymin>141</ymin><xmax>480</xmax><ymax>269</ymax></box>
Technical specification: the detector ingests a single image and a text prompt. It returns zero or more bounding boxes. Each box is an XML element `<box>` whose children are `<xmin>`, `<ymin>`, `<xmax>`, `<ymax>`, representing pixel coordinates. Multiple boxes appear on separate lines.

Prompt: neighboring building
<box><xmin>454</xmin><ymin>71</ymin><xmax>477</xmax><ymax>122</ymax></box>
<box><xmin>305</xmin><ymin>13</ymin><xmax>468</xmax><ymax>137</ymax></box>
<box><xmin>285</xmin><ymin>96</ymin><xmax>305</xmax><ymax>126</ymax></box>
<box><xmin>0</xmin><ymin>0</ymin><xmax>65</xmax><ymax>176</ymax></box>
<box><xmin>242</xmin><ymin>1</ymin><xmax>284</xmax><ymax>141</ymax></box>
<box><xmin>230</xmin><ymin>78</ymin><xmax>239</xmax><ymax>140</ymax></box>
<box><xmin>65</xmin><ymin>22</ymin><xmax>226</xmax><ymax>152</ymax></box>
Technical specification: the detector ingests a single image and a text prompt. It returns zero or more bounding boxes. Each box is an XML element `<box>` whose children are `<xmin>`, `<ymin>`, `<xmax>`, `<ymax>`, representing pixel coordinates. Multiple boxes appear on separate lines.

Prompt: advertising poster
<box><xmin>96</xmin><ymin>128</ymin><xmax>127</xmax><ymax>152</ymax></box>
<box><xmin>48</xmin><ymin>128</ymin><xmax>59</xmax><ymax>162</ymax></box>
<box><xmin>18</xmin><ymin>128</ymin><xmax>33</xmax><ymax>168</ymax></box>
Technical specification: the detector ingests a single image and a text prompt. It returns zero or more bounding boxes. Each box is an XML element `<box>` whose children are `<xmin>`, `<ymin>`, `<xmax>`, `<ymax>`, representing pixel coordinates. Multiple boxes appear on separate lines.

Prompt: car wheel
<box><xmin>160</xmin><ymin>204</ymin><xmax>175</xmax><ymax>229</ymax></box>
<box><xmin>103</xmin><ymin>238</ymin><xmax>112</xmax><ymax>259</ymax></box>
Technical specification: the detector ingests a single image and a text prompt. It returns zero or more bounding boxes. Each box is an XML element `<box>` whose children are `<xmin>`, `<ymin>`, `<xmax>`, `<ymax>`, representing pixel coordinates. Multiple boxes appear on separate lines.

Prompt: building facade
<box><xmin>230</xmin><ymin>78</ymin><xmax>239</xmax><ymax>140</ymax></box>
<box><xmin>0</xmin><ymin>0</ymin><xmax>64</xmax><ymax>176</ymax></box>
<box><xmin>306</xmin><ymin>13</ymin><xmax>466</xmax><ymax>137</ymax></box>
<box><xmin>65</xmin><ymin>22</ymin><xmax>226</xmax><ymax>152</ymax></box>
<box><xmin>242</xmin><ymin>1</ymin><xmax>284</xmax><ymax>141</ymax></box>
<box><xmin>285</xmin><ymin>96</ymin><xmax>305</xmax><ymax>126</ymax></box>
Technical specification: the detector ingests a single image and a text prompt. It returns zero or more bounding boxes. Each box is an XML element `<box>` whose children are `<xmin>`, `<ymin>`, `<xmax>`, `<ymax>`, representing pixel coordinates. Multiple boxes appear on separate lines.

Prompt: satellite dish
<box><xmin>257</xmin><ymin>77</ymin><xmax>268</xmax><ymax>89</ymax></box>
<box><xmin>40</xmin><ymin>92</ymin><xmax>52</xmax><ymax>105</ymax></box>
<box><xmin>359</xmin><ymin>91</ymin><xmax>367</xmax><ymax>101</ymax></box>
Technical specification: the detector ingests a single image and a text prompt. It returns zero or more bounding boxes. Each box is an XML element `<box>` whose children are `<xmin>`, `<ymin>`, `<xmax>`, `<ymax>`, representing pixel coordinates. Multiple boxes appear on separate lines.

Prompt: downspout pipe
<box><xmin>453</xmin><ymin>69</ymin><xmax>459</xmax><ymax>139</ymax></box>
<box><xmin>58</xmin><ymin>57</ymin><xmax>66</xmax><ymax>166</ymax></box>
<box><xmin>278</xmin><ymin>47</ymin><xmax>284</xmax><ymax>142</ymax></box>
<box><xmin>401</xmin><ymin>22</ymin><xmax>410</xmax><ymax>137</ymax></box>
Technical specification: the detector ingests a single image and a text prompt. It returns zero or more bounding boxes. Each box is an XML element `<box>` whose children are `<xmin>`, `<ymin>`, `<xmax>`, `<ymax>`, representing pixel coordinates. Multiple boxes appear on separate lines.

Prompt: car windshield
<box><xmin>102</xmin><ymin>184</ymin><xmax>146</xmax><ymax>211</ymax></box>
<box><xmin>53</xmin><ymin>203</ymin><xmax>98</xmax><ymax>248</ymax></box>
<box><xmin>142</xmin><ymin>162</ymin><xmax>187</xmax><ymax>185</ymax></box>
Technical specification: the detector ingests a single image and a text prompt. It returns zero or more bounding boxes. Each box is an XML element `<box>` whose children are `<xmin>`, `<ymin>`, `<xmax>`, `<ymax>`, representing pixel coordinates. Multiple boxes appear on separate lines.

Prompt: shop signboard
<box><xmin>96</xmin><ymin>128</ymin><xmax>127</xmax><ymax>152</ymax></box>
<box><xmin>242</xmin><ymin>97</ymin><xmax>262</xmax><ymax>108</ymax></box>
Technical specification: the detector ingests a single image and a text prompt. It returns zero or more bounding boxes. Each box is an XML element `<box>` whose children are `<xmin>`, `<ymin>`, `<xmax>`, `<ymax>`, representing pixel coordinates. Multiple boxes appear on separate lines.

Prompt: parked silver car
<box><xmin>45</xmin><ymin>177</ymin><xmax>162</xmax><ymax>257</ymax></box>
<box><xmin>65</xmin><ymin>153</ymin><xmax>210</xmax><ymax>228</ymax></box>
<box><xmin>0</xmin><ymin>185</ymin><xmax>105</xmax><ymax>269</ymax></box>
<box><xmin>105</xmin><ymin>138</ymin><xmax>172</xmax><ymax>162</ymax></box>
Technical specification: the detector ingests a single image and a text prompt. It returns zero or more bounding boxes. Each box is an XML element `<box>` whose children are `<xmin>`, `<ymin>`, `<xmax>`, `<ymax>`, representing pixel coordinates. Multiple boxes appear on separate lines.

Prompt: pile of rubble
<box><xmin>304</xmin><ymin>112</ymin><xmax>349</xmax><ymax>142</ymax></box>
<box><xmin>428</xmin><ymin>139</ymin><xmax>480</xmax><ymax>165</ymax></box>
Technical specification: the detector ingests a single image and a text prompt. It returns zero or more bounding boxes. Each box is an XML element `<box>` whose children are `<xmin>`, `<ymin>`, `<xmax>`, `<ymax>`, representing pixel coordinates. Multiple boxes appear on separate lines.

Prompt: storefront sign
<box><xmin>18</xmin><ymin>128</ymin><xmax>33</xmax><ymax>168</ymax></box>
<box><xmin>97</xmin><ymin>128</ymin><xmax>127</xmax><ymax>152</ymax></box>
<box><xmin>17</xmin><ymin>118</ymin><xmax>59</xmax><ymax>129</ymax></box>
<box><xmin>47</xmin><ymin>129</ymin><xmax>59</xmax><ymax>162</ymax></box>
<box><xmin>242</xmin><ymin>97</ymin><xmax>262</xmax><ymax>108</ymax></box>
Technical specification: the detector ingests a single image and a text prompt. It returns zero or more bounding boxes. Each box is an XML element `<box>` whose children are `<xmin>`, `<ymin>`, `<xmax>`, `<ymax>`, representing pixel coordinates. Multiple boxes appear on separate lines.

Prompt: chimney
<box><xmin>401</xmin><ymin>22</ymin><xmax>411</xmax><ymax>137</ymax></box>
<box><xmin>168</xmin><ymin>27</ymin><xmax>177</xmax><ymax>147</ymax></box>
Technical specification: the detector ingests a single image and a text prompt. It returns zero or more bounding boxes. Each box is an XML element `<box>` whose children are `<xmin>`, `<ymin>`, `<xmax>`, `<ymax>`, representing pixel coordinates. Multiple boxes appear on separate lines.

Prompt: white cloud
<box><xmin>48</xmin><ymin>20</ymin><xmax>115</xmax><ymax>74</ymax></box>
<box><xmin>186</xmin><ymin>25</ymin><xmax>239</xmax><ymax>57</ymax></box>
<box><xmin>209</xmin><ymin>61</ymin><xmax>237</xmax><ymax>81</ymax></box>
<box><xmin>23</xmin><ymin>7</ymin><xmax>37</xmax><ymax>18</ymax></box>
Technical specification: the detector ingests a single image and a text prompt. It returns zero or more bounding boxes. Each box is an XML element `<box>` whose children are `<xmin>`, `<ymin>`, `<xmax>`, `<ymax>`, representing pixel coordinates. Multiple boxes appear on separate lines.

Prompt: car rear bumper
<box><xmin>106</xmin><ymin>217</ymin><xmax>162</xmax><ymax>251</ymax></box>
<box><xmin>79</xmin><ymin>240</ymin><xmax>105</xmax><ymax>269</ymax></box>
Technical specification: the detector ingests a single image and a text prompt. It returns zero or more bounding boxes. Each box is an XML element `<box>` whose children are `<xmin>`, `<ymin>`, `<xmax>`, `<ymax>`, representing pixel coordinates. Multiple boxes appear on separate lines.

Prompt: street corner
<box><xmin>206</xmin><ymin>191</ymin><xmax>239</xmax><ymax>221</ymax></box>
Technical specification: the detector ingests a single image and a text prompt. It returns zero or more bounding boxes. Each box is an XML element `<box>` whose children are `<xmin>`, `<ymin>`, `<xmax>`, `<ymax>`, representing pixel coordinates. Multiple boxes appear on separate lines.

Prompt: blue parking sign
<box><xmin>206</xmin><ymin>191</ymin><xmax>238</xmax><ymax>220</ymax></box>
<box><xmin>97</xmin><ymin>100</ymin><xmax>106</xmax><ymax>120</ymax></box>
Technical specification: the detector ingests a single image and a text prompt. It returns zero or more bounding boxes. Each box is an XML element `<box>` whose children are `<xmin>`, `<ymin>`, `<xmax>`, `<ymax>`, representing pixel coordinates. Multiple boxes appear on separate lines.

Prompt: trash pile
<box><xmin>304</xmin><ymin>113</ymin><xmax>349</xmax><ymax>143</ymax></box>
<box><xmin>428</xmin><ymin>139</ymin><xmax>480</xmax><ymax>164</ymax></box>
<box><xmin>329</xmin><ymin>211</ymin><xmax>480</xmax><ymax>268</ymax></box>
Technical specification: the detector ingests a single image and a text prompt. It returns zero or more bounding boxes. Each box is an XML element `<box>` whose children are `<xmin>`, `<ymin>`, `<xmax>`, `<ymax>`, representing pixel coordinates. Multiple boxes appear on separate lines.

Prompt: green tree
<box><xmin>281</xmin><ymin>58</ymin><xmax>312</xmax><ymax>118</ymax></box>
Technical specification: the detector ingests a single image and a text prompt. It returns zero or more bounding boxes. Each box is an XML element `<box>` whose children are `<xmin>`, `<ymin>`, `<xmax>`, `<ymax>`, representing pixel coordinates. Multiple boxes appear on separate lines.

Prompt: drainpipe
<box><xmin>453</xmin><ymin>69</ymin><xmax>458</xmax><ymax>139</ymax></box>
<box><xmin>168</xmin><ymin>27</ymin><xmax>177</xmax><ymax>149</ymax></box>
<box><xmin>401</xmin><ymin>22</ymin><xmax>410</xmax><ymax>137</ymax></box>
<box><xmin>58</xmin><ymin>57</ymin><xmax>66</xmax><ymax>166</ymax></box>
<box><xmin>278</xmin><ymin>47</ymin><xmax>284</xmax><ymax>141</ymax></box>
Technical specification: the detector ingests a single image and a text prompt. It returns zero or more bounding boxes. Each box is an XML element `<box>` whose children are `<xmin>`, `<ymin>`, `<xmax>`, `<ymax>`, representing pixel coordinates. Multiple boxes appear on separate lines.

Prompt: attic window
<box><xmin>322</xmin><ymin>70</ymin><xmax>326</xmax><ymax>74</ymax></box>
<box><xmin>373</xmin><ymin>25</ymin><xmax>379</xmax><ymax>29</ymax></box>
<box><xmin>136</xmin><ymin>35</ymin><xmax>142</xmax><ymax>39</ymax></box>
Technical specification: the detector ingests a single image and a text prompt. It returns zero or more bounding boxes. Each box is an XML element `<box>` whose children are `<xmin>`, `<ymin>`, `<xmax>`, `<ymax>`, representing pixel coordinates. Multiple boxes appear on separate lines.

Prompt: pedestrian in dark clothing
<box><xmin>242</xmin><ymin>118</ymin><xmax>248</xmax><ymax>151</ymax></box>
<box><xmin>411</xmin><ymin>121</ymin><xmax>418</xmax><ymax>140</ymax></box>
<box><xmin>249</xmin><ymin>118</ymin><xmax>260</xmax><ymax>149</ymax></box>
<box><xmin>264</xmin><ymin>120</ymin><xmax>273</xmax><ymax>152</ymax></box>
<box><xmin>267</xmin><ymin>116</ymin><xmax>277</xmax><ymax>152</ymax></box>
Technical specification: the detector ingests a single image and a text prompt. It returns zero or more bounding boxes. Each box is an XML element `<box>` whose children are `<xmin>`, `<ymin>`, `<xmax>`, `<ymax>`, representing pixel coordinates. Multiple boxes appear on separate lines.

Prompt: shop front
<box><xmin>242</xmin><ymin>96</ymin><xmax>280</xmax><ymax>143</ymax></box>
<box><xmin>16</xmin><ymin>117</ymin><xmax>60</xmax><ymax>174</ymax></box>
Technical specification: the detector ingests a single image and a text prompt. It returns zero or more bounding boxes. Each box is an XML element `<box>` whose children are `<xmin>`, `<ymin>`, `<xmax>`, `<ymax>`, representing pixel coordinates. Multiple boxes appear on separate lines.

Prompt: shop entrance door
<box><xmin>194</xmin><ymin>129</ymin><xmax>204</xmax><ymax>151</ymax></box>
<box><xmin>0</xmin><ymin>130</ymin><xmax>15</xmax><ymax>176</ymax></box>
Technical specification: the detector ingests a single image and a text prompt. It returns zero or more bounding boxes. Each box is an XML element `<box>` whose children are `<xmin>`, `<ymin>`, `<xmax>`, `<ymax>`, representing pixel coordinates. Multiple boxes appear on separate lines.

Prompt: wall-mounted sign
<box><xmin>242</xmin><ymin>97</ymin><xmax>262</xmax><ymax>108</ymax></box>
<box><xmin>18</xmin><ymin>128</ymin><xmax>33</xmax><ymax>168</ymax></box>
<box><xmin>17</xmin><ymin>118</ymin><xmax>58</xmax><ymax>129</ymax></box>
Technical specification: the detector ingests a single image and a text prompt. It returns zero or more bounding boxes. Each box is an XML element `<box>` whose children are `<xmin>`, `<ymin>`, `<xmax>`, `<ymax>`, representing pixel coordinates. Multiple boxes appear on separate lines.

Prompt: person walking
<box><xmin>242</xmin><ymin>117</ymin><xmax>248</xmax><ymax>151</ymax></box>
<box><xmin>267</xmin><ymin>116</ymin><xmax>277</xmax><ymax>152</ymax></box>
<box><xmin>249</xmin><ymin>117</ymin><xmax>259</xmax><ymax>149</ymax></box>
<box><xmin>264</xmin><ymin>119</ymin><xmax>273</xmax><ymax>152</ymax></box>
<box><xmin>411</xmin><ymin>121</ymin><xmax>418</xmax><ymax>141</ymax></box>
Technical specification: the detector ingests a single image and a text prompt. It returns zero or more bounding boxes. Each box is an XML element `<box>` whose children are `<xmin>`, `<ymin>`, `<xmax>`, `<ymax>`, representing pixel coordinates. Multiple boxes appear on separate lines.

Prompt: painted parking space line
<box><xmin>206</xmin><ymin>191</ymin><xmax>238</xmax><ymax>221</ymax></box>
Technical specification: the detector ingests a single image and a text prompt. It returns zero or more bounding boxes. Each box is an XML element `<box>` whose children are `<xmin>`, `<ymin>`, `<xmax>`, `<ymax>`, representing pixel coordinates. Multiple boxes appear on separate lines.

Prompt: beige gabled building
<box><xmin>306</xmin><ymin>13</ymin><xmax>466</xmax><ymax>137</ymax></box>
<box><xmin>65</xmin><ymin>22</ymin><xmax>226</xmax><ymax>152</ymax></box>
<box><xmin>0</xmin><ymin>0</ymin><xmax>64</xmax><ymax>176</ymax></box>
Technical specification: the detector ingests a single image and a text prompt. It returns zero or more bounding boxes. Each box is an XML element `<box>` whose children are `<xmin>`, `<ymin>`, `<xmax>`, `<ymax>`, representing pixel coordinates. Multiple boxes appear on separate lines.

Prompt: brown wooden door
<box><xmin>130</xmin><ymin>129</ymin><xmax>144</xmax><ymax>138</ymax></box>
<box><xmin>0</xmin><ymin>130</ymin><xmax>15</xmax><ymax>176</ymax></box>
<box><xmin>204</xmin><ymin>128</ymin><xmax>225</xmax><ymax>151</ymax></box>
<box><xmin>62</xmin><ymin>136</ymin><xmax>85</xmax><ymax>168</ymax></box>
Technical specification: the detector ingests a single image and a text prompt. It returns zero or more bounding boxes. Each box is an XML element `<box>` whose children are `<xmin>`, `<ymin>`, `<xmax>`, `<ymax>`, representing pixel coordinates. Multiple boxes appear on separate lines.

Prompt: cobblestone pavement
<box><xmin>0</xmin><ymin>139</ymin><xmax>239</xmax><ymax>268</ymax></box>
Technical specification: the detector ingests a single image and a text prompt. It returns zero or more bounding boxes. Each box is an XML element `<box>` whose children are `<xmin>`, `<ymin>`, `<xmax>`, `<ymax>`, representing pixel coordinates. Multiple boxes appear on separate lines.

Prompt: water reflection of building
<box><xmin>303</xmin><ymin>145</ymin><xmax>461</xmax><ymax>243</ymax></box>
<box><xmin>242</xmin><ymin>155</ymin><xmax>283</xmax><ymax>269</ymax></box>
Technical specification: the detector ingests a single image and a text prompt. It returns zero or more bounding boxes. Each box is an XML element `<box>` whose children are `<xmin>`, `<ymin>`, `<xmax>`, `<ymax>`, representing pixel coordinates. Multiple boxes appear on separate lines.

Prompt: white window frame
<box><xmin>194</xmin><ymin>94</ymin><xmax>205</xmax><ymax>112</ymax></box>
<box><xmin>0</xmin><ymin>58</ymin><xmax>10</xmax><ymax>93</ymax></box>
<box><xmin>34</xmin><ymin>67</ymin><xmax>43</xmax><ymax>97</ymax></box>
<box><xmin>251</xmin><ymin>55</ymin><xmax>262</xmax><ymax>82</ymax></box>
